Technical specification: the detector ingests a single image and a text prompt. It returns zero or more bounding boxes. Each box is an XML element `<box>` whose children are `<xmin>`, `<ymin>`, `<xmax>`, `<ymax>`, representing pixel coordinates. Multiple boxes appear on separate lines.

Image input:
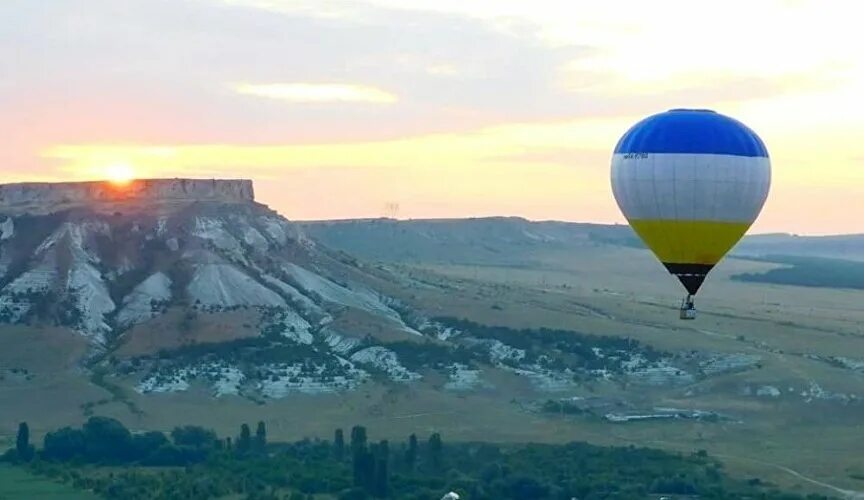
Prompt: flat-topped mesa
<box><xmin>0</xmin><ymin>178</ymin><xmax>254</xmax><ymax>214</ymax></box>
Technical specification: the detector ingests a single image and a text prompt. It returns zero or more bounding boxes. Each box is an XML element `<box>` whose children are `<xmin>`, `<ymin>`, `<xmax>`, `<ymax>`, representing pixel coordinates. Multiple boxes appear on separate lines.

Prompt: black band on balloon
<box><xmin>662</xmin><ymin>263</ymin><xmax>714</xmax><ymax>295</ymax></box>
<box><xmin>663</xmin><ymin>263</ymin><xmax>714</xmax><ymax>276</ymax></box>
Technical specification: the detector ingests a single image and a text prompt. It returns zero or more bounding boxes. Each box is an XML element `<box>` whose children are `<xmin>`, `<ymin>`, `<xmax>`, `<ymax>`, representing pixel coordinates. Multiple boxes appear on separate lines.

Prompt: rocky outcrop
<box><xmin>0</xmin><ymin>184</ymin><xmax>414</xmax><ymax>348</ymax></box>
<box><xmin>0</xmin><ymin>179</ymin><xmax>254</xmax><ymax>214</ymax></box>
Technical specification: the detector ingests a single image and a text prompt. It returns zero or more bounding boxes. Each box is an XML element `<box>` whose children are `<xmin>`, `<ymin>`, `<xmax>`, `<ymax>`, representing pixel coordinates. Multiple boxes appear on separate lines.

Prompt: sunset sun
<box><xmin>104</xmin><ymin>163</ymin><xmax>135</xmax><ymax>185</ymax></box>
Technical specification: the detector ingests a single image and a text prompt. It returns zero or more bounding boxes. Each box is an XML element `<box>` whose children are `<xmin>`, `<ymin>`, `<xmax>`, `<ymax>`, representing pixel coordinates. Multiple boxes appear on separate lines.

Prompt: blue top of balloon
<box><xmin>613</xmin><ymin>108</ymin><xmax>769</xmax><ymax>158</ymax></box>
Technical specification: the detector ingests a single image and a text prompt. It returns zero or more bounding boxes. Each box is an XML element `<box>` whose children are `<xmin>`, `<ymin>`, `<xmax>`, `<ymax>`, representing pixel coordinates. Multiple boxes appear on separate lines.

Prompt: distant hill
<box><xmin>300</xmin><ymin>217</ymin><xmax>864</xmax><ymax>264</ymax></box>
<box><xmin>734</xmin><ymin>233</ymin><xmax>864</xmax><ymax>262</ymax></box>
<box><xmin>299</xmin><ymin>217</ymin><xmax>641</xmax><ymax>265</ymax></box>
<box><xmin>731</xmin><ymin>255</ymin><xmax>864</xmax><ymax>290</ymax></box>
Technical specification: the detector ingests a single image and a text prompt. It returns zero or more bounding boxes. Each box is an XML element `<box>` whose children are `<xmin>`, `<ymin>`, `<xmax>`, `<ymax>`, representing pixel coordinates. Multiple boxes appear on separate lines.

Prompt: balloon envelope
<box><xmin>610</xmin><ymin>109</ymin><xmax>771</xmax><ymax>294</ymax></box>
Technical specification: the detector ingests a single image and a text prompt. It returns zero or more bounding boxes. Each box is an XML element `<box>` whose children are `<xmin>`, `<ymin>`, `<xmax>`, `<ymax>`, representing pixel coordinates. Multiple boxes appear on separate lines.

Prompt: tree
<box><xmin>255</xmin><ymin>421</ymin><xmax>267</xmax><ymax>452</ymax></box>
<box><xmin>374</xmin><ymin>439</ymin><xmax>390</xmax><ymax>496</ymax></box>
<box><xmin>15</xmin><ymin>422</ymin><xmax>29</xmax><ymax>456</ymax></box>
<box><xmin>131</xmin><ymin>431</ymin><xmax>169</xmax><ymax>460</ymax></box>
<box><xmin>82</xmin><ymin>416</ymin><xmax>133</xmax><ymax>463</ymax></box>
<box><xmin>427</xmin><ymin>433</ymin><xmax>443</xmax><ymax>472</ymax></box>
<box><xmin>405</xmin><ymin>434</ymin><xmax>418</xmax><ymax>471</ymax></box>
<box><xmin>141</xmin><ymin>443</ymin><xmax>189</xmax><ymax>466</ymax></box>
<box><xmin>171</xmin><ymin>426</ymin><xmax>218</xmax><ymax>450</ymax></box>
<box><xmin>350</xmin><ymin>426</ymin><xmax>367</xmax><ymax>457</ymax></box>
<box><xmin>334</xmin><ymin>428</ymin><xmax>345</xmax><ymax>461</ymax></box>
<box><xmin>351</xmin><ymin>426</ymin><xmax>371</xmax><ymax>490</ymax></box>
<box><xmin>374</xmin><ymin>453</ymin><xmax>389</xmax><ymax>498</ymax></box>
<box><xmin>377</xmin><ymin>439</ymin><xmax>389</xmax><ymax>460</ymax></box>
<box><xmin>506</xmin><ymin>476</ymin><xmax>548</xmax><ymax>498</ymax></box>
<box><xmin>16</xmin><ymin>422</ymin><xmax>34</xmax><ymax>462</ymax></box>
<box><xmin>237</xmin><ymin>424</ymin><xmax>252</xmax><ymax>454</ymax></box>
<box><xmin>353</xmin><ymin>449</ymin><xmax>375</xmax><ymax>490</ymax></box>
<box><xmin>43</xmin><ymin>427</ymin><xmax>86</xmax><ymax>461</ymax></box>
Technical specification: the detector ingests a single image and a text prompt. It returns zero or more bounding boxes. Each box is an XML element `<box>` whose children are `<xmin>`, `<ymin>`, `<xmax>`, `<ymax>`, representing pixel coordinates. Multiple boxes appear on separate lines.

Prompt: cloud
<box><xmin>231</xmin><ymin>83</ymin><xmax>397</xmax><ymax>104</ymax></box>
<box><xmin>0</xmin><ymin>0</ymin><xmax>597</xmax><ymax>146</ymax></box>
<box><xmin>36</xmin><ymin>116</ymin><xmax>623</xmax><ymax>185</ymax></box>
<box><xmin>0</xmin><ymin>0</ymin><xmax>829</xmax><ymax>155</ymax></box>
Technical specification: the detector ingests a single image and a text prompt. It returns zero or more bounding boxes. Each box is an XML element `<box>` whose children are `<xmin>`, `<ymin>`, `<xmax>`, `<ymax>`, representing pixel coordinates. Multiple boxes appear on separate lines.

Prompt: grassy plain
<box><xmin>390</xmin><ymin>246</ymin><xmax>864</xmax><ymax>496</ymax></box>
<box><xmin>2</xmin><ymin>244</ymin><xmax>864</xmax><ymax>497</ymax></box>
<box><xmin>0</xmin><ymin>465</ymin><xmax>98</xmax><ymax>500</ymax></box>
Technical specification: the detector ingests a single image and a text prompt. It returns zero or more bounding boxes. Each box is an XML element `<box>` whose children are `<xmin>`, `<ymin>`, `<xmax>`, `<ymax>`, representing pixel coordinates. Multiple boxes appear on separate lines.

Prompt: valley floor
<box><xmin>3</xmin><ymin>245</ymin><xmax>864</xmax><ymax>497</ymax></box>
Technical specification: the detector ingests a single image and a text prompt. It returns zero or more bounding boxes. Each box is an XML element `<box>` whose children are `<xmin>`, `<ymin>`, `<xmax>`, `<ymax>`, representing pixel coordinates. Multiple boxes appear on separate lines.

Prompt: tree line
<box><xmin>1</xmin><ymin>417</ymin><xmax>268</xmax><ymax>467</ymax></box>
<box><xmin>1</xmin><ymin>418</ymin><xmax>833</xmax><ymax>500</ymax></box>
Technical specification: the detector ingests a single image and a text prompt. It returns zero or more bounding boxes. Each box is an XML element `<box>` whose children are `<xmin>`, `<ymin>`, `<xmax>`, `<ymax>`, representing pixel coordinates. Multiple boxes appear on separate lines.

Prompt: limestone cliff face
<box><xmin>0</xmin><ymin>179</ymin><xmax>415</xmax><ymax>350</ymax></box>
<box><xmin>0</xmin><ymin>179</ymin><xmax>254</xmax><ymax>214</ymax></box>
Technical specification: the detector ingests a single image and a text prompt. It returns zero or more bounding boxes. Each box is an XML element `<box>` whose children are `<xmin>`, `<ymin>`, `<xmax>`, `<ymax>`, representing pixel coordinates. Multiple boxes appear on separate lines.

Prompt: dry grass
<box><xmin>115</xmin><ymin>308</ymin><xmax>261</xmax><ymax>358</ymax></box>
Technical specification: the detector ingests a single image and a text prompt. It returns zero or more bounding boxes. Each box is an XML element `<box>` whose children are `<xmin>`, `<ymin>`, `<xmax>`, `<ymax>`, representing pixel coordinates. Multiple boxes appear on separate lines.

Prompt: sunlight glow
<box><xmin>232</xmin><ymin>83</ymin><xmax>398</xmax><ymax>104</ymax></box>
<box><xmin>8</xmin><ymin>0</ymin><xmax>864</xmax><ymax>234</ymax></box>
<box><xmin>42</xmin><ymin>102</ymin><xmax>864</xmax><ymax>234</ymax></box>
<box><xmin>104</xmin><ymin>163</ymin><xmax>135</xmax><ymax>185</ymax></box>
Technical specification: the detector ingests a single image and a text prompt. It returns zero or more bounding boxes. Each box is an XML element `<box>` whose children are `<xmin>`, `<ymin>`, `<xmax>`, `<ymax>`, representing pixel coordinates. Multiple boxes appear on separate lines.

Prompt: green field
<box><xmin>0</xmin><ymin>465</ymin><xmax>98</xmax><ymax>500</ymax></box>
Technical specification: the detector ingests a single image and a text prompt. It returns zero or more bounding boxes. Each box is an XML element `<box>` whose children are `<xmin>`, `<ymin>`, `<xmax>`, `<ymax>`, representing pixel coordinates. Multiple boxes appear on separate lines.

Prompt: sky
<box><xmin>1</xmin><ymin>0</ymin><xmax>862</xmax><ymax>235</ymax></box>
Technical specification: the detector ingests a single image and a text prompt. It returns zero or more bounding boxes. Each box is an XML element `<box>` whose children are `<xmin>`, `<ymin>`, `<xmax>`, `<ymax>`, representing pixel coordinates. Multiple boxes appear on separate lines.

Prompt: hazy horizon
<box><xmin>3</xmin><ymin>175</ymin><xmax>861</xmax><ymax>238</ymax></box>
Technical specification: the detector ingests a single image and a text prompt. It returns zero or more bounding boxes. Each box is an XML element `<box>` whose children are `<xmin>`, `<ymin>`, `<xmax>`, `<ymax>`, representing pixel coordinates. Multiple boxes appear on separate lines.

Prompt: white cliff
<box><xmin>0</xmin><ymin>179</ymin><xmax>254</xmax><ymax>214</ymax></box>
<box><xmin>0</xmin><ymin>217</ymin><xmax>13</xmax><ymax>240</ymax></box>
<box><xmin>116</xmin><ymin>272</ymin><xmax>173</xmax><ymax>328</ymax></box>
<box><xmin>188</xmin><ymin>263</ymin><xmax>286</xmax><ymax>308</ymax></box>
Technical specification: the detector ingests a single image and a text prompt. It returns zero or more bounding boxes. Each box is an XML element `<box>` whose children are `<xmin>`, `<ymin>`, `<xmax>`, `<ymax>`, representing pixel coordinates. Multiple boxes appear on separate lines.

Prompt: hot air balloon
<box><xmin>610</xmin><ymin>109</ymin><xmax>770</xmax><ymax>319</ymax></box>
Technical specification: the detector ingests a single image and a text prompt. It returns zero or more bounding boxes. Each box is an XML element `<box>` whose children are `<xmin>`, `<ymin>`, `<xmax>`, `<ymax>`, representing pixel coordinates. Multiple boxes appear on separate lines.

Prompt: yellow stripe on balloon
<box><xmin>628</xmin><ymin>219</ymin><xmax>752</xmax><ymax>265</ymax></box>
